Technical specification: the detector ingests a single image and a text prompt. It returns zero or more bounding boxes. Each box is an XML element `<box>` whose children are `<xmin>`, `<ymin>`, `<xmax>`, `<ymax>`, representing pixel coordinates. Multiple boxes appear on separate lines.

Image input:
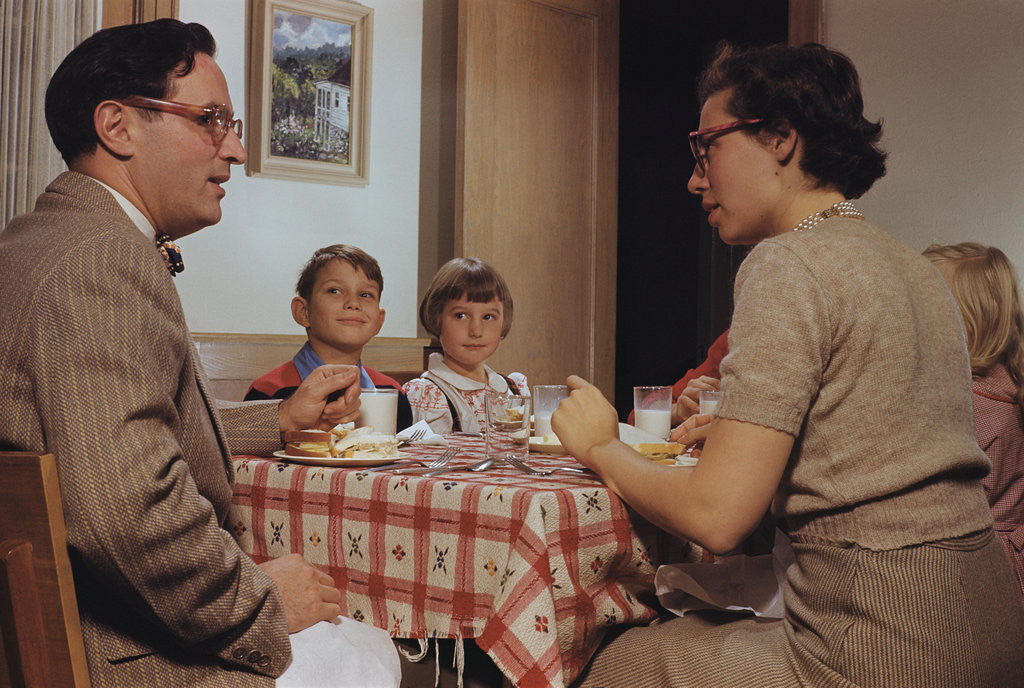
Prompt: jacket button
<box><xmin>232</xmin><ymin>647</ymin><xmax>248</xmax><ymax>660</ymax></box>
<box><xmin>257</xmin><ymin>656</ymin><xmax>271</xmax><ymax>668</ymax></box>
<box><xmin>247</xmin><ymin>650</ymin><xmax>262</xmax><ymax>664</ymax></box>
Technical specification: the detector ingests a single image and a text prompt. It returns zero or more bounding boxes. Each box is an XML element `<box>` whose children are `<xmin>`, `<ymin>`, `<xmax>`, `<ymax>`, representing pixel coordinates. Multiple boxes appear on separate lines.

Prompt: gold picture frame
<box><xmin>247</xmin><ymin>0</ymin><xmax>373</xmax><ymax>186</ymax></box>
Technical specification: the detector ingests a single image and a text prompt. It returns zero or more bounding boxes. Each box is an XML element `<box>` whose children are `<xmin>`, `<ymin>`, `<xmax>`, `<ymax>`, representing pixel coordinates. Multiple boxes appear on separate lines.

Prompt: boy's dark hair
<box><xmin>295</xmin><ymin>244</ymin><xmax>384</xmax><ymax>301</ymax></box>
<box><xmin>698</xmin><ymin>41</ymin><xmax>886</xmax><ymax>199</ymax></box>
<box><xmin>419</xmin><ymin>257</ymin><xmax>514</xmax><ymax>339</ymax></box>
<box><xmin>45</xmin><ymin>18</ymin><xmax>216</xmax><ymax>165</ymax></box>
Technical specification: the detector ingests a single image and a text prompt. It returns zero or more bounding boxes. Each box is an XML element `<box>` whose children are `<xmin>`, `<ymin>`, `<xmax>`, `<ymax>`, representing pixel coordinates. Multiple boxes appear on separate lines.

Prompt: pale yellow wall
<box><xmin>175</xmin><ymin>0</ymin><xmax>423</xmax><ymax>337</ymax></box>
<box><xmin>826</xmin><ymin>0</ymin><xmax>1024</xmax><ymax>273</ymax></box>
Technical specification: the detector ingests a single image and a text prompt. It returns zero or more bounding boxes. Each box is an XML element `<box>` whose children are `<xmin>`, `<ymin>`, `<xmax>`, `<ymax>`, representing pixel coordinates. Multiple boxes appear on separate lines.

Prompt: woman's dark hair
<box><xmin>45</xmin><ymin>19</ymin><xmax>216</xmax><ymax>165</ymax></box>
<box><xmin>697</xmin><ymin>42</ymin><xmax>886</xmax><ymax>198</ymax></box>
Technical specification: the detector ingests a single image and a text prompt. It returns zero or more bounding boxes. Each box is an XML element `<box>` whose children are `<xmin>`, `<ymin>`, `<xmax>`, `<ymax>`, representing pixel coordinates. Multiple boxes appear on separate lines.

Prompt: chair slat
<box><xmin>0</xmin><ymin>452</ymin><xmax>90</xmax><ymax>687</ymax></box>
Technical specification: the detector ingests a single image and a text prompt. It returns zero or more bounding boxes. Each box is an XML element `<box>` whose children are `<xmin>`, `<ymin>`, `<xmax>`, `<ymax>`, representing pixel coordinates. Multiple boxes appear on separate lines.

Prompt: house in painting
<box><xmin>314</xmin><ymin>61</ymin><xmax>351</xmax><ymax>153</ymax></box>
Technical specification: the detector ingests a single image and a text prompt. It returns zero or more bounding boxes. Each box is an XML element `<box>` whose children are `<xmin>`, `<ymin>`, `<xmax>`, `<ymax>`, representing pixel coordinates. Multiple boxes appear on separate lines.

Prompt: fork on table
<box><xmin>397</xmin><ymin>428</ymin><xmax>428</xmax><ymax>447</ymax></box>
<box><xmin>503</xmin><ymin>455</ymin><xmax>595</xmax><ymax>477</ymax></box>
<box><xmin>363</xmin><ymin>447</ymin><xmax>457</xmax><ymax>473</ymax></box>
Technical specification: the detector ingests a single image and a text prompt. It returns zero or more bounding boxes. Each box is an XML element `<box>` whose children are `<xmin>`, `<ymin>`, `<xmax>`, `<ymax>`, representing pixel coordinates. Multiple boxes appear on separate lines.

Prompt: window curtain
<box><xmin>1</xmin><ymin>0</ymin><xmax>96</xmax><ymax>225</ymax></box>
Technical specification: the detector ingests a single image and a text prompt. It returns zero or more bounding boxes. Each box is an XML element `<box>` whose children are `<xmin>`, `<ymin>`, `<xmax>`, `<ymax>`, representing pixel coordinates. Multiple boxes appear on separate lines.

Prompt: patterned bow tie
<box><xmin>155</xmin><ymin>233</ymin><xmax>184</xmax><ymax>276</ymax></box>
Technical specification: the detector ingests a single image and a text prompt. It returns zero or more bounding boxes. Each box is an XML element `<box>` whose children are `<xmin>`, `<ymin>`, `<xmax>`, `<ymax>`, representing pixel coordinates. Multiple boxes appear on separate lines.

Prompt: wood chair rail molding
<box><xmin>192</xmin><ymin>332</ymin><xmax>432</xmax><ymax>401</ymax></box>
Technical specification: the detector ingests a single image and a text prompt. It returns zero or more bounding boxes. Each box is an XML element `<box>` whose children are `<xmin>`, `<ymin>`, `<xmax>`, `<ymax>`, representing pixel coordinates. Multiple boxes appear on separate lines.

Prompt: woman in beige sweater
<box><xmin>557</xmin><ymin>42</ymin><xmax>1024</xmax><ymax>687</ymax></box>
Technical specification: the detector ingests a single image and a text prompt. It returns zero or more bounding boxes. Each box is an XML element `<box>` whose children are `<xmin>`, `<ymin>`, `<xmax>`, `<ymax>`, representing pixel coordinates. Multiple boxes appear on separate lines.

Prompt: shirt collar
<box><xmin>426</xmin><ymin>352</ymin><xmax>508</xmax><ymax>391</ymax></box>
<box><xmin>293</xmin><ymin>342</ymin><xmax>374</xmax><ymax>389</ymax></box>
<box><xmin>92</xmin><ymin>178</ymin><xmax>157</xmax><ymax>241</ymax></box>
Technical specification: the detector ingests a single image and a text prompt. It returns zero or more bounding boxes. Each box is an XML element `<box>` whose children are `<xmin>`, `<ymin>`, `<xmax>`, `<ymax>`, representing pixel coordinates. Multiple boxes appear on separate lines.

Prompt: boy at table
<box><xmin>245</xmin><ymin>244</ymin><xmax>413</xmax><ymax>431</ymax></box>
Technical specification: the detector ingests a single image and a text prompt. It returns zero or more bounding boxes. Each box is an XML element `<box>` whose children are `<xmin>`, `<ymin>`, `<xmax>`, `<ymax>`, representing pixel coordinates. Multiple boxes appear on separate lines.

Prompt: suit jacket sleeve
<box><xmin>28</xmin><ymin>223</ymin><xmax>290</xmax><ymax>675</ymax></box>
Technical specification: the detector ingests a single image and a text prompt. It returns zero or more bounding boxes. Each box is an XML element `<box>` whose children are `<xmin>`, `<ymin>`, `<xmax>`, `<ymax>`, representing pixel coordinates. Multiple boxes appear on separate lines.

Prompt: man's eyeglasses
<box><xmin>121</xmin><ymin>95</ymin><xmax>243</xmax><ymax>145</ymax></box>
<box><xmin>688</xmin><ymin>118</ymin><xmax>762</xmax><ymax>174</ymax></box>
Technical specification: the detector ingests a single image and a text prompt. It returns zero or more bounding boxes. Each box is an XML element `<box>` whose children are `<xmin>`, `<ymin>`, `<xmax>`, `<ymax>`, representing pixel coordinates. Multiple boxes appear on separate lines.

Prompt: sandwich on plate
<box><xmin>284</xmin><ymin>425</ymin><xmax>399</xmax><ymax>458</ymax></box>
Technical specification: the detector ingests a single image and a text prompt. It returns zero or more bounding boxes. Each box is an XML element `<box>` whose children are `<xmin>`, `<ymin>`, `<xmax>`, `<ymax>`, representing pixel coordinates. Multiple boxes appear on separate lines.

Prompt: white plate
<box><xmin>272</xmin><ymin>450</ymin><xmax>410</xmax><ymax>467</ymax></box>
<box><xmin>529</xmin><ymin>436</ymin><xmax>564</xmax><ymax>454</ymax></box>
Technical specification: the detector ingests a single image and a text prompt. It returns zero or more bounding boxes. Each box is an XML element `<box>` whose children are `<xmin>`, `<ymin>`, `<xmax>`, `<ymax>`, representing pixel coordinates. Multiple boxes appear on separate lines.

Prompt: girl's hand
<box><xmin>669</xmin><ymin>412</ymin><xmax>714</xmax><ymax>454</ymax></box>
<box><xmin>551</xmin><ymin>375</ymin><xmax>619</xmax><ymax>467</ymax></box>
<box><xmin>671</xmin><ymin>375</ymin><xmax>720</xmax><ymax>425</ymax></box>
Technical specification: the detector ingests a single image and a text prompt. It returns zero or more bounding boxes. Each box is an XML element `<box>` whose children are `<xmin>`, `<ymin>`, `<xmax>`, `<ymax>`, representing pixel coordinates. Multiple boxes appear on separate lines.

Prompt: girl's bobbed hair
<box><xmin>419</xmin><ymin>257</ymin><xmax>514</xmax><ymax>338</ymax></box>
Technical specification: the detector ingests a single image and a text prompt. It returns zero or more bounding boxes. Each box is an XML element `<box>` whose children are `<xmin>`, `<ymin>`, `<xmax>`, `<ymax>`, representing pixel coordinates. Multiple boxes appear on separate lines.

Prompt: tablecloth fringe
<box><xmin>397</xmin><ymin>637</ymin><xmax>430</xmax><ymax>663</ymax></box>
<box><xmin>395</xmin><ymin>634</ymin><xmax>466</xmax><ymax>688</ymax></box>
<box><xmin>453</xmin><ymin>630</ymin><xmax>465</xmax><ymax>688</ymax></box>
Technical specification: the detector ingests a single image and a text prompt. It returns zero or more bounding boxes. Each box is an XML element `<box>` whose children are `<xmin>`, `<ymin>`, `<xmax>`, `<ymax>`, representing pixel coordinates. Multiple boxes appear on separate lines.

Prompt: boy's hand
<box><xmin>278</xmin><ymin>364</ymin><xmax>361</xmax><ymax>434</ymax></box>
<box><xmin>671</xmin><ymin>375</ymin><xmax>720</xmax><ymax>425</ymax></box>
<box><xmin>551</xmin><ymin>375</ymin><xmax>620</xmax><ymax>465</ymax></box>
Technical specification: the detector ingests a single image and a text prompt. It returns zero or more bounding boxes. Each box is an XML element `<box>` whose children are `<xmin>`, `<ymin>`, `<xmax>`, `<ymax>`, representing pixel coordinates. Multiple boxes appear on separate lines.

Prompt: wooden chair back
<box><xmin>0</xmin><ymin>452</ymin><xmax>90</xmax><ymax>687</ymax></box>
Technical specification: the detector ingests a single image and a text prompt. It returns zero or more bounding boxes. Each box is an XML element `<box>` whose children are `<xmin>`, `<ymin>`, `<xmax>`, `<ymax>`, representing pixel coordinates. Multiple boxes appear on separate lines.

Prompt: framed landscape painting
<box><xmin>247</xmin><ymin>0</ymin><xmax>373</xmax><ymax>186</ymax></box>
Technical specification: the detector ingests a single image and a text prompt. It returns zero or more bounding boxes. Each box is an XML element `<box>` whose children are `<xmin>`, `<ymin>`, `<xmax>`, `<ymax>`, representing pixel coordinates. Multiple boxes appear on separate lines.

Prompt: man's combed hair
<box><xmin>419</xmin><ymin>257</ymin><xmax>514</xmax><ymax>339</ymax></box>
<box><xmin>924</xmin><ymin>242</ymin><xmax>1024</xmax><ymax>418</ymax></box>
<box><xmin>295</xmin><ymin>245</ymin><xmax>384</xmax><ymax>301</ymax></box>
<box><xmin>45</xmin><ymin>19</ymin><xmax>216</xmax><ymax>165</ymax></box>
<box><xmin>698</xmin><ymin>41</ymin><xmax>887</xmax><ymax>199</ymax></box>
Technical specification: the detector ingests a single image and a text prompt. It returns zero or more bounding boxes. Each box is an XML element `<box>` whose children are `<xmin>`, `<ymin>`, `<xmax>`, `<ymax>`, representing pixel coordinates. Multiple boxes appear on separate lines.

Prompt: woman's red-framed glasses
<box><xmin>688</xmin><ymin>118</ymin><xmax>762</xmax><ymax>173</ymax></box>
<box><xmin>121</xmin><ymin>95</ymin><xmax>243</xmax><ymax>145</ymax></box>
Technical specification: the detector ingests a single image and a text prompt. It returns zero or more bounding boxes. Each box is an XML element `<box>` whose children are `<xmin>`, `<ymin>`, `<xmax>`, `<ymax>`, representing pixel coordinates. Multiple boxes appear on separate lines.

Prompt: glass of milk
<box><xmin>698</xmin><ymin>390</ymin><xmax>720</xmax><ymax>416</ymax></box>
<box><xmin>532</xmin><ymin>385</ymin><xmax>568</xmax><ymax>439</ymax></box>
<box><xmin>633</xmin><ymin>385</ymin><xmax>672</xmax><ymax>440</ymax></box>
<box><xmin>356</xmin><ymin>388</ymin><xmax>399</xmax><ymax>436</ymax></box>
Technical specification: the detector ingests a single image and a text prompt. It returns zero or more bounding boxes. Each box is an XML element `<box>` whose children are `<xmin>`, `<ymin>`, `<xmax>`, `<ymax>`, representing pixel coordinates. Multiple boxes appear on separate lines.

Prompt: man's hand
<box><xmin>671</xmin><ymin>375</ymin><xmax>720</xmax><ymax>425</ymax></box>
<box><xmin>258</xmin><ymin>554</ymin><xmax>341</xmax><ymax>633</ymax></box>
<box><xmin>551</xmin><ymin>375</ymin><xmax>620</xmax><ymax>466</ymax></box>
<box><xmin>278</xmin><ymin>364</ymin><xmax>361</xmax><ymax>434</ymax></box>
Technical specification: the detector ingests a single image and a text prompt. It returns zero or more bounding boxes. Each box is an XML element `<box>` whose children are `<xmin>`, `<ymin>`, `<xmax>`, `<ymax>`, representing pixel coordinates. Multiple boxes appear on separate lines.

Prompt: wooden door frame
<box><xmin>789</xmin><ymin>0</ymin><xmax>824</xmax><ymax>44</ymax></box>
<box><xmin>102</xmin><ymin>0</ymin><xmax>178</xmax><ymax>28</ymax></box>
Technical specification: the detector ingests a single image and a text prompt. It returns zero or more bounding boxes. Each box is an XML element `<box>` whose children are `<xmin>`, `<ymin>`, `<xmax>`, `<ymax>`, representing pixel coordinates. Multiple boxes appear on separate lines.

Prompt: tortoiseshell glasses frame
<box><xmin>688</xmin><ymin>118</ymin><xmax>763</xmax><ymax>173</ymax></box>
<box><xmin>121</xmin><ymin>95</ymin><xmax>243</xmax><ymax>145</ymax></box>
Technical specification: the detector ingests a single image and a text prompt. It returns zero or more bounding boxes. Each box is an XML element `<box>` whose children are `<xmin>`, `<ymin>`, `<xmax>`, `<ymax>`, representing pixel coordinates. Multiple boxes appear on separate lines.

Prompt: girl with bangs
<box><xmin>404</xmin><ymin>257</ymin><xmax>528</xmax><ymax>434</ymax></box>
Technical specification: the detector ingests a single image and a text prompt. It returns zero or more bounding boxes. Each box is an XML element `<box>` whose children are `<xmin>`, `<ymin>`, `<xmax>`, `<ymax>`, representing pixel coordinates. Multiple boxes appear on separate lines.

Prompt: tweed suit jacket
<box><xmin>0</xmin><ymin>172</ymin><xmax>290</xmax><ymax>686</ymax></box>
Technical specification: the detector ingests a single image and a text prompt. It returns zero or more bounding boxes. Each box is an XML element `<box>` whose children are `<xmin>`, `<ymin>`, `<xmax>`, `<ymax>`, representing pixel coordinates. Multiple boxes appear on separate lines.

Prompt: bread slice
<box><xmin>631</xmin><ymin>442</ymin><xmax>686</xmax><ymax>463</ymax></box>
<box><xmin>282</xmin><ymin>426</ymin><xmax>353</xmax><ymax>457</ymax></box>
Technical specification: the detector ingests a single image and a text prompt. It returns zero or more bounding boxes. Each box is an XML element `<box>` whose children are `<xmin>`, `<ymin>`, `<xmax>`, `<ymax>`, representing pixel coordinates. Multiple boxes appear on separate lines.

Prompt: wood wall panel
<box><xmin>456</xmin><ymin>0</ymin><xmax>618</xmax><ymax>393</ymax></box>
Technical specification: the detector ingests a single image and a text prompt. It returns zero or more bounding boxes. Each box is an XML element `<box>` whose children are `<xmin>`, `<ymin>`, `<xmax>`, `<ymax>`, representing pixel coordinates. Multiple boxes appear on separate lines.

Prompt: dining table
<box><xmin>229</xmin><ymin>434</ymin><xmax>713</xmax><ymax>688</ymax></box>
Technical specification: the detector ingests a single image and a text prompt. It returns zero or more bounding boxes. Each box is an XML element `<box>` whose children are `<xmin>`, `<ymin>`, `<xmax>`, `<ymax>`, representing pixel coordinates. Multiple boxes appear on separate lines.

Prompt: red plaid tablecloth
<box><xmin>229</xmin><ymin>435</ymin><xmax>705</xmax><ymax>688</ymax></box>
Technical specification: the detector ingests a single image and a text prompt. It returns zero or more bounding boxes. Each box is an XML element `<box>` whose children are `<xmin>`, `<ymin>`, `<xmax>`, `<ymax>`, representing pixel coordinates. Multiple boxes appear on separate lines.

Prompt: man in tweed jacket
<box><xmin>0</xmin><ymin>20</ymin><xmax>398</xmax><ymax>686</ymax></box>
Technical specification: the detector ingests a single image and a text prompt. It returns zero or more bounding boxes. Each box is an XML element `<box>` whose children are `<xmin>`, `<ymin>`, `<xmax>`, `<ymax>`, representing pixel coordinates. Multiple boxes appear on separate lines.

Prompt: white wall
<box><xmin>826</xmin><ymin>0</ymin><xmax>1024</xmax><ymax>274</ymax></box>
<box><xmin>175</xmin><ymin>0</ymin><xmax>422</xmax><ymax>336</ymax></box>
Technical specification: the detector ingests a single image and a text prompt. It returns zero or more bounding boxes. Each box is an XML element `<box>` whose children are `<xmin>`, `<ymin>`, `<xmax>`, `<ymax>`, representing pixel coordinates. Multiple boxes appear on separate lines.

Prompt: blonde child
<box><xmin>404</xmin><ymin>257</ymin><xmax>528</xmax><ymax>433</ymax></box>
<box><xmin>924</xmin><ymin>242</ymin><xmax>1024</xmax><ymax>599</ymax></box>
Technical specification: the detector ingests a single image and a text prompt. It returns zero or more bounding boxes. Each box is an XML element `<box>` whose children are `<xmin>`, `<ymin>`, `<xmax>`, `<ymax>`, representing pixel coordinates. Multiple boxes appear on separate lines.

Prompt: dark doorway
<box><xmin>614</xmin><ymin>1</ymin><xmax>789</xmax><ymax>417</ymax></box>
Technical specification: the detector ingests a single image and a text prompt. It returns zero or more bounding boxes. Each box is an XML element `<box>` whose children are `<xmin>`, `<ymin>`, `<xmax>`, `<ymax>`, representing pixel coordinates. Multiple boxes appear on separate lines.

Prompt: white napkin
<box><xmin>278</xmin><ymin>616</ymin><xmax>401</xmax><ymax>688</ymax></box>
<box><xmin>396</xmin><ymin>419</ymin><xmax>448</xmax><ymax>446</ymax></box>
<box><xmin>654</xmin><ymin>528</ymin><xmax>794</xmax><ymax>619</ymax></box>
<box><xmin>617</xmin><ymin>422</ymin><xmax>669</xmax><ymax>445</ymax></box>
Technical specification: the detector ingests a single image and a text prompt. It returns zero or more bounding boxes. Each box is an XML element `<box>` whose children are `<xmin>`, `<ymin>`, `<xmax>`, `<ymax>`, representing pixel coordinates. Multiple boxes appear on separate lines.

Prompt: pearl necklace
<box><xmin>791</xmin><ymin>200</ymin><xmax>864</xmax><ymax>232</ymax></box>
